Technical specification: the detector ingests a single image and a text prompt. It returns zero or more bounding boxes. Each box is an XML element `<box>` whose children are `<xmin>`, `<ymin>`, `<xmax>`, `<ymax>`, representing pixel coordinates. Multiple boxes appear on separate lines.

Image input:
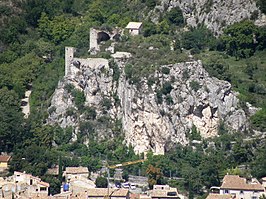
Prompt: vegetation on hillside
<box><xmin>0</xmin><ymin>0</ymin><xmax>266</xmax><ymax>197</ymax></box>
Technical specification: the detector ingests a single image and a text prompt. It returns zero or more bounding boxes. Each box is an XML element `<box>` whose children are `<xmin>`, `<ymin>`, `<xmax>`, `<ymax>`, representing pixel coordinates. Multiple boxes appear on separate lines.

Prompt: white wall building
<box><xmin>125</xmin><ymin>22</ymin><xmax>142</xmax><ymax>35</ymax></box>
<box><xmin>219</xmin><ymin>175</ymin><xmax>265</xmax><ymax>199</ymax></box>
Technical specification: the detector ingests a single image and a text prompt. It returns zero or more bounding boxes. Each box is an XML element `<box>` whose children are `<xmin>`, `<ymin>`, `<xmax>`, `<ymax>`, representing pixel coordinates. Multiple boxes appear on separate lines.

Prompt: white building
<box><xmin>219</xmin><ymin>175</ymin><xmax>265</xmax><ymax>199</ymax></box>
<box><xmin>125</xmin><ymin>22</ymin><xmax>143</xmax><ymax>35</ymax></box>
<box><xmin>0</xmin><ymin>171</ymin><xmax>50</xmax><ymax>198</ymax></box>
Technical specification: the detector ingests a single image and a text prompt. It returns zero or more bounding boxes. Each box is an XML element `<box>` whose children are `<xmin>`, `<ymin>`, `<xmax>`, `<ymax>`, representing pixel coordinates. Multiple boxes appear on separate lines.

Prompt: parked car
<box><xmin>130</xmin><ymin>183</ymin><xmax>136</xmax><ymax>190</ymax></box>
<box><xmin>122</xmin><ymin>182</ymin><xmax>130</xmax><ymax>189</ymax></box>
<box><xmin>115</xmin><ymin>181</ymin><xmax>121</xmax><ymax>188</ymax></box>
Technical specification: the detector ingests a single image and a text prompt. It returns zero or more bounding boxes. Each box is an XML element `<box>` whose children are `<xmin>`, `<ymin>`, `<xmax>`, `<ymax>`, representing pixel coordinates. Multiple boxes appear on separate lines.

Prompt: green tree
<box><xmin>146</xmin><ymin>164</ymin><xmax>164</xmax><ymax>189</ymax></box>
<box><xmin>157</xmin><ymin>19</ymin><xmax>170</xmax><ymax>34</ymax></box>
<box><xmin>250</xmin><ymin>108</ymin><xmax>266</xmax><ymax>132</ymax></box>
<box><xmin>222</xmin><ymin>20</ymin><xmax>258</xmax><ymax>59</ymax></box>
<box><xmin>23</xmin><ymin>0</ymin><xmax>63</xmax><ymax>26</ymax></box>
<box><xmin>96</xmin><ymin>176</ymin><xmax>108</xmax><ymax>188</ymax></box>
<box><xmin>38</xmin><ymin>14</ymin><xmax>76</xmax><ymax>44</ymax></box>
<box><xmin>257</xmin><ymin>0</ymin><xmax>266</xmax><ymax>14</ymax></box>
<box><xmin>143</xmin><ymin>21</ymin><xmax>157</xmax><ymax>37</ymax></box>
<box><xmin>251</xmin><ymin>142</ymin><xmax>266</xmax><ymax>178</ymax></box>
<box><xmin>166</xmin><ymin>6</ymin><xmax>184</xmax><ymax>26</ymax></box>
<box><xmin>182</xmin><ymin>27</ymin><xmax>215</xmax><ymax>50</ymax></box>
<box><xmin>0</xmin><ymin>87</ymin><xmax>23</xmax><ymax>152</ymax></box>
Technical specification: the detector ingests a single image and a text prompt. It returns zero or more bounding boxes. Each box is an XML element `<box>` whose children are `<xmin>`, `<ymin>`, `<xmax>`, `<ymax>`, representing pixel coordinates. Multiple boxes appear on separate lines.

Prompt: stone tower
<box><xmin>89</xmin><ymin>28</ymin><xmax>100</xmax><ymax>54</ymax></box>
<box><xmin>65</xmin><ymin>47</ymin><xmax>75</xmax><ymax>76</ymax></box>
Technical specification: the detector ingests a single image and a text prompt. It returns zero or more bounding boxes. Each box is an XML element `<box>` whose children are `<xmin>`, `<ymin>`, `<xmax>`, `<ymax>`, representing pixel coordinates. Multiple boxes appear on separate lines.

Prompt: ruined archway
<box><xmin>97</xmin><ymin>32</ymin><xmax>110</xmax><ymax>44</ymax></box>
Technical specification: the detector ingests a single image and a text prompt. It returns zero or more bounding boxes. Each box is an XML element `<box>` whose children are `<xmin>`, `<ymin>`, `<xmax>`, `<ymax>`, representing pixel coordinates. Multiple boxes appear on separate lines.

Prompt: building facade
<box><xmin>219</xmin><ymin>175</ymin><xmax>265</xmax><ymax>199</ymax></box>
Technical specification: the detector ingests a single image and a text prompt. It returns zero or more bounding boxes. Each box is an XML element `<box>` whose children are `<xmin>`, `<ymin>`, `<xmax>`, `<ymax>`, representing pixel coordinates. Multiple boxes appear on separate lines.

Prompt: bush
<box><xmin>203</xmin><ymin>57</ymin><xmax>231</xmax><ymax>82</ymax></box>
<box><xmin>143</xmin><ymin>21</ymin><xmax>157</xmax><ymax>37</ymax></box>
<box><xmin>165</xmin><ymin>95</ymin><xmax>173</xmax><ymax>105</ymax></box>
<box><xmin>251</xmin><ymin>108</ymin><xmax>266</xmax><ymax>131</ymax></box>
<box><xmin>156</xmin><ymin>89</ymin><xmax>163</xmax><ymax>104</ymax></box>
<box><xmin>71</xmin><ymin>89</ymin><xmax>86</xmax><ymax>109</ymax></box>
<box><xmin>125</xmin><ymin>64</ymin><xmax>133</xmax><ymax>79</ymax></box>
<box><xmin>110</xmin><ymin>60</ymin><xmax>120</xmax><ymax>82</ymax></box>
<box><xmin>190</xmin><ymin>80</ymin><xmax>201</xmax><ymax>92</ymax></box>
<box><xmin>101</xmin><ymin>98</ymin><xmax>112</xmax><ymax>110</ymax></box>
<box><xmin>257</xmin><ymin>0</ymin><xmax>266</xmax><ymax>14</ymax></box>
<box><xmin>65</xmin><ymin>84</ymin><xmax>74</xmax><ymax>93</ymax></box>
<box><xmin>161</xmin><ymin>67</ymin><xmax>170</xmax><ymax>74</ymax></box>
<box><xmin>83</xmin><ymin>107</ymin><xmax>97</xmax><ymax>120</ymax></box>
<box><xmin>181</xmin><ymin>27</ymin><xmax>216</xmax><ymax>50</ymax></box>
<box><xmin>166</xmin><ymin>6</ymin><xmax>184</xmax><ymax>26</ymax></box>
<box><xmin>182</xmin><ymin>69</ymin><xmax>190</xmax><ymax>81</ymax></box>
<box><xmin>96</xmin><ymin>176</ymin><xmax>108</xmax><ymax>188</ymax></box>
<box><xmin>161</xmin><ymin>82</ymin><xmax>173</xmax><ymax>95</ymax></box>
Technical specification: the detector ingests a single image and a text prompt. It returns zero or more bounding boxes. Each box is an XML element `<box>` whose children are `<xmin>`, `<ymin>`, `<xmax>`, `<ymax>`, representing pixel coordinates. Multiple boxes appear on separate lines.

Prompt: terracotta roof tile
<box><xmin>206</xmin><ymin>194</ymin><xmax>232</xmax><ymax>199</ymax></box>
<box><xmin>150</xmin><ymin>187</ymin><xmax>178</xmax><ymax>198</ymax></box>
<box><xmin>221</xmin><ymin>175</ymin><xmax>264</xmax><ymax>191</ymax></box>
<box><xmin>87</xmin><ymin>188</ymin><xmax>129</xmax><ymax>197</ymax></box>
<box><xmin>0</xmin><ymin>155</ymin><xmax>11</xmax><ymax>162</ymax></box>
<box><xmin>65</xmin><ymin>167</ymin><xmax>88</xmax><ymax>174</ymax></box>
<box><xmin>37</xmin><ymin>181</ymin><xmax>50</xmax><ymax>187</ymax></box>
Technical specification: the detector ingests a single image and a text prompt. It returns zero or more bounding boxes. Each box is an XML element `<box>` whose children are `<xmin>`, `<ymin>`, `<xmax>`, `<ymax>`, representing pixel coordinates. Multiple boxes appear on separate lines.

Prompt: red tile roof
<box><xmin>37</xmin><ymin>181</ymin><xmax>50</xmax><ymax>187</ymax></box>
<box><xmin>86</xmin><ymin>188</ymin><xmax>129</xmax><ymax>197</ymax></box>
<box><xmin>221</xmin><ymin>175</ymin><xmax>264</xmax><ymax>191</ymax></box>
<box><xmin>0</xmin><ymin>155</ymin><xmax>11</xmax><ymax>162</ymax></box>
<box><xmin>65</xmin><ymin>167</ymin><xmax>88</xmax><ymax>174</ymax></box>
<box><xmin>206</xmin><ymin>194</ymin><xmax>232</xmax><ymax>199</ymax></box>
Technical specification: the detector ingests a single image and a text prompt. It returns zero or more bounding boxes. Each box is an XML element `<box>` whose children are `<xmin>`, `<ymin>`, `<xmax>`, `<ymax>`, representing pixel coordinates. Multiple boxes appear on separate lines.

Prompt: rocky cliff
<box><xmin>47</xmin><ymin>54</ymin><xmax>248</xmax><ymax>155</ymax></box>
<box><xmin>156</xmin><ymin>0</ymin><xmax>266</xmax><ymax>34</ymax></box>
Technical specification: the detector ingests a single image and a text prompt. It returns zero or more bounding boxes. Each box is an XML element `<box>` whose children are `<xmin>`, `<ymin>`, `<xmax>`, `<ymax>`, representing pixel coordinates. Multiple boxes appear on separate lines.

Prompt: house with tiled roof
<box><xmin>0</xmin><ymin>155</ymin><xmax>11</xmax><ymax>171</ymax></box>
<box><xmin>219</xmin><ymin>175</ymin><xmax>265</xmax><ymax>199</ymax></box>
<box><xmin>149</xmin><ymin>185</ymin><xmax>185</xmax><ymax>199</ymax></box>
<box><xmin>64</xmin><ymin>166</ymin><xmax>89</xmax><ymax>181</ymax></box>
<box><xmin>206</xmin><ymin>193</ymin><xmax>233</xmax><ymax>199</ymax></box>
<box><xmin>86</xmin><ymin>188</ymin><xmax>129</xmax><ymax>199</ymax></box>
<box><xmin>0</xmin><ymin>171</ymin><xmax>50</xmax><ymax>198</ymax></box>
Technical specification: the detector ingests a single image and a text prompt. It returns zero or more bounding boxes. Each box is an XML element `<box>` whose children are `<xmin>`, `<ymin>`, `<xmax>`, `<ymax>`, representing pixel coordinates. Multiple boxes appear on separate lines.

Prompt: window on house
<box><xmin>252</xmin><ymin>197</ymin><xmax>257</xmax><ymax>199</ymax></box>
<box><xmin>240</xmin><ymin>190</ymin><xmax>244</xmax><ymax>194</ymax></box>
<box><xmin>224</xmin><ymin>190</ymin><xmax>228</xmax><ymax>194</ymax></box>
<box><xmin>40</xmin><ymin>187</ymin><xmax>47</xmax><ymax>191</ymax></box>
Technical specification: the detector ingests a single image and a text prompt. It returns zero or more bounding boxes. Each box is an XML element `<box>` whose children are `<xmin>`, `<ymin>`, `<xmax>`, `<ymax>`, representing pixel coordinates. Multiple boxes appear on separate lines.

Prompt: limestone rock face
<box><xmin>48</xmin><ymin>59</ymin><xmax>248</xmax><ymax>154</ymax></box>
<box><xmin>156</xmin><ymin>0</ymin><xmax>265</xmax><ymax>34</ymax></box>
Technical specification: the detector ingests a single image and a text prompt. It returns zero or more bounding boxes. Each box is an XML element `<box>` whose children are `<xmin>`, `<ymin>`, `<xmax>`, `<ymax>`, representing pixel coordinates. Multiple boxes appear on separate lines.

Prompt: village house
<box><xmin>262</xmin><ymin>177</ymin><xmax>266</xmax><ymax>189</ymax></box>
<box><xmin>52</xmin><ymin>188</ymin><xmax>129</xmax><ymax>199</ymax></box>
<box><xmin>208</xmin><ymin>175</ymin><xmax>266</xmax><ymax>199</ymax></box>
<box><xmin>86</xmin><ymin>188</ymin><xmax>129</xmax><ymax>199</ymax></box>
<box><xmin>0</xmin><ymin>171</ymin><xmax>49</xmax><ymax>198</ymax></box>
<box><xmin>62</xmin><ymin>166</ymin><xmax>95</xmax><ymax>195</ymax></box>
<box><xmin>63</xmin><ymin>166</ymin><xmax>89</xmax><ymax>181</ymax></box>
<box><xmin>125</xmin><ymin>22</ymin><xmax>143</xmax><ymax>35</ymax></box>
<box><xmin>150</xmin><ymin>185</ymin><xmax>185</xmax><ymax>199</ymax></box>
<box><xmin>14</xmin><ymin>171</ymin><xmax>50</xmax><ymax>197</ymax></box>
<box><xmin>0</xmin><ymin>155</ymin><xmax>11</xmax><ymax>172</ymax></box>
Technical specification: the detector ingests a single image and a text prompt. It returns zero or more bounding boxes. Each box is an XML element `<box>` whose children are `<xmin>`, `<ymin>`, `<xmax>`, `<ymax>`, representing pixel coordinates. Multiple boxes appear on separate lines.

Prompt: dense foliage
<box><xmin>0</xmin><ymin>0</ymin><xmax>266</xmax><ymax>198</ymax></box>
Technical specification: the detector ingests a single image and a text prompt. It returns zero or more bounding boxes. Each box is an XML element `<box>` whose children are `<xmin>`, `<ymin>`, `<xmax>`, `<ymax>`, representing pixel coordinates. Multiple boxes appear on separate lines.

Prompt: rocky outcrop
<box><xmin>156</xmin><ymin>0</ymin><xmax>265</xmax><ymax>35</ymax></box>
<box><xmin>48</xmin><ymin>58</ymin><xmax>248</xmax><ymax>155</ymax></box>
